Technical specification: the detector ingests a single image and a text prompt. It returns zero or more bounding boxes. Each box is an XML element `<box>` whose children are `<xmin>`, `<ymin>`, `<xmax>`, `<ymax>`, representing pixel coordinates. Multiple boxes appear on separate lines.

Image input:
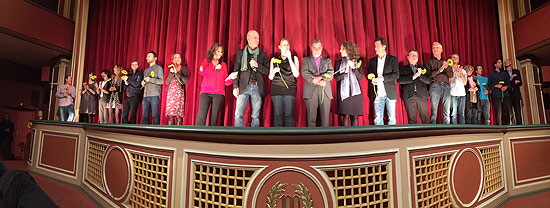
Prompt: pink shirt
<box><xmin>199</xmin><ymin>59</ymin><xmax>233</xmax><ymax>95</ymax></box>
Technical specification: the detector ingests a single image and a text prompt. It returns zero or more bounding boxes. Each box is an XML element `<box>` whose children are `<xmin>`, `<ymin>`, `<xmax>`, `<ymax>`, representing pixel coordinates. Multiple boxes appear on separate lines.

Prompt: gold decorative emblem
<box><xmin>267</xmin><ymin>181</ymin><xmax>313</xmax><ymax>208</ymax></box>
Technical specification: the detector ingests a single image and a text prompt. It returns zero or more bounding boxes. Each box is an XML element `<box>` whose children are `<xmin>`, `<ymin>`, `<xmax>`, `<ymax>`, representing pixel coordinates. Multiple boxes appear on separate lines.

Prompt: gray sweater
<box><xmin>143</xmin><ymin>64</ymin><xmax>164</xmax><ymax>97</ymax></box>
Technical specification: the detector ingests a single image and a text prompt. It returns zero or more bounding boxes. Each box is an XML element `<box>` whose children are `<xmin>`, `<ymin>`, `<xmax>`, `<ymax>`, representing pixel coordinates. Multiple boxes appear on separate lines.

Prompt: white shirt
<box><xmin>100</xmin><ymin>81</ymin><xmax>107</xmax><ymax>98</ymax></box>
<box><xmin>450</xmin><ymin>67</ymin><xmax>467</xmax><ymax>96</ymax></box>
<box><xmin>376</xmin><ymin>54</ymin><xmax>387</xmax><ymax>97</ymax></box>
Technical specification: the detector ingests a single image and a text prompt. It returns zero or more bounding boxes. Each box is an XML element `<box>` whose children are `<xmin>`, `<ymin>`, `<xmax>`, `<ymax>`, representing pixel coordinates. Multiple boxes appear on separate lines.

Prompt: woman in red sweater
<box><xmin>195</xmin><ymin>43</ymin><xmax>237</xmax><ymax>126</ymax></box>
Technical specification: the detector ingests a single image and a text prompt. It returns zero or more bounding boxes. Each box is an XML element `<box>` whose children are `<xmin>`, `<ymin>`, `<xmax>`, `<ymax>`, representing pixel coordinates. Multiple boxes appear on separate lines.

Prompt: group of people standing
<box><xmin>56</xmin><ymin>30</ymin><xmax>523</xmax><ymax>127</ymax></box>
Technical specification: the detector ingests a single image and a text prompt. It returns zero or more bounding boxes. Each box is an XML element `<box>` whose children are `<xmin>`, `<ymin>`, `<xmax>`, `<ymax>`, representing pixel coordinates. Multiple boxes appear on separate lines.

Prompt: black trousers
<box><xmin>492</xmin><ymin>96</ymin><xmax>510</xmax><ymax>125</ymax></box>
<box><xmin>195</xmin><ymin>93</ymin><xmax>225</xmax><ymax>126</ymax></box>
<box><xmin>510</xmin><ymin>97</ymin><xmax>522</xmax><ymax>125</ymax></box>
<box><xmin>404</xmin><ymin>96</ymin><xmax>430</xmax><ymax>124</ymax></box>
<box><xmin>122</xmin><ymin>95</ymin><xmax>141</xmax><ymax>124</ymax></box>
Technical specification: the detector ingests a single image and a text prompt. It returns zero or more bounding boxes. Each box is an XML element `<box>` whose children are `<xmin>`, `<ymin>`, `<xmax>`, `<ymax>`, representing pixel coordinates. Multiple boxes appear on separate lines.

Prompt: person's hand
<box><xmin>484</xmin><ymin>90</ymin><xmax>488</xmax><ymax>95</ymax></box>
<box><xmin>63</xmin><ymin>92</ymin><xmax>68</xmax><ymax>97</ymax></box>
<box><xmin>413</xmin><ymin>70</ymin><xmax>422</xmax><ymax>80</ymax></box>
<box><xmin>472</xmin><ymin>87</ymin><xmax>478</xmax><ymax>92</ymax></box>
<box><xmin>233</xmin><ymin>88</ymin><xmax>239</xmax><ymax>98</ymax></box>
<box><xmin>495</xmin><ymin>84</ymin><xmax>502</xmax><ymax>88</ymax></box>
<box><xmin>121</xmin><ymin>75</ymin><xmax>128</xmax><ymax>81</ymax></box>
<box><xmin>215</xmin><ymin>64</ymin><xmax>222</xmax><ymax>71</ymax></box>
<box><xmin>283</xmin><ymin>50</ymin><xmax>292</xmax><ymax>58</ymax></box>
<box><xmin>441</xmin><ymin>61</ymin><xmax>450</xmax><ymax>71</ymax></box>
<box><xmin>249</xmin><ymin>60</ymin><xmax>258</xmax><ymax>68</ymax></box>
<box><xmin>515</xmin><ymin>80</ymin><xmax>520</xmax><ymax>84</ymax></box>
<box><xmin>109</xmin><ymin>86</ymin><xmax>115</xmax><ymax>91</ymax></box>
<box><xmin>318</xmin><ymin>80</ymin><xmax>326</xmax><ymax>87</ymax></box>
<box><xmin>273</xmin><ymin>67</ymin><xmax>280</xmax><ymax>73</ymax></box>
<box><xmin>227</xmin><ymin>72</ymin><xmax>238</xmax><ymax>80</ymax></box>
<box><xmin>312</xmin><ymin>76</ymin><xmax>322</xmax><ymax>85</ymax></box>
<box><xmin>502</xmin><ymin>86</ymin><xmax>508</xmax><ymax>91</ymax></box>
<box><xmin>510</xmin><ymin>74</ymin><xmax>517</xmax><ymax>81</ymax></box>
<box><xmin>144</xmin><ymin>77</ymin><xmax>150</xmax><ymax>82</ymax></box>
<box><xmin>170</xmin><ymin>67</ymin><xmax>175</xmax><ymax>73</ymax></box>
<box><xmin>141</xmin><ymin>80</ymin><xmax>146</xmax><ymax>87</ymax></box>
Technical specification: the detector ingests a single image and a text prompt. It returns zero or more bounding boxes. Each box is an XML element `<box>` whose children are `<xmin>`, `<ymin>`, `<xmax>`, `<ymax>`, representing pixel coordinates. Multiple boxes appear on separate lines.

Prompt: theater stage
<box><xmin>27</xmin><ymin>121</ymin><xmax>550</xmax><ymax>207</ymax></box>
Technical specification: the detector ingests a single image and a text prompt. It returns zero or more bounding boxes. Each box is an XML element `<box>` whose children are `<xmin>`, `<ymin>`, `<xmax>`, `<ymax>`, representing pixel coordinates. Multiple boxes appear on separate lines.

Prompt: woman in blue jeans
<box><xmin>56</xmin><ymin>75</ymin><xmax>76</xmax><ymax>121</ymax></box>
<box><xmin>268</xmin><ymin>38</ymin><xmax>300</xmax><ymax>127</ymax></box>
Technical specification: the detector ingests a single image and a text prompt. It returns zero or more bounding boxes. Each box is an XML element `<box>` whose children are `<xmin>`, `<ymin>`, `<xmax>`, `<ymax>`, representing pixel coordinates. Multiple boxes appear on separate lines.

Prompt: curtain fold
<box><xmin>84</xmin><ymin>0</ymin><xmax>501</xmax><ymax>126</ymax></box>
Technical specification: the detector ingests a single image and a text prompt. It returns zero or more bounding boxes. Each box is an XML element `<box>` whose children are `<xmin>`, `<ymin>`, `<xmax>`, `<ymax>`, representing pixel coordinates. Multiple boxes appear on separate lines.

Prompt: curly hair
<box><xmin>207</xmin><ymin>43</ymin><xmax>224</xmax><ymax>62</ymax></box>
<box><xmin>341</xmin><ymin>41</ymin><xmax>360</xmax><ymax>60</ymax></box>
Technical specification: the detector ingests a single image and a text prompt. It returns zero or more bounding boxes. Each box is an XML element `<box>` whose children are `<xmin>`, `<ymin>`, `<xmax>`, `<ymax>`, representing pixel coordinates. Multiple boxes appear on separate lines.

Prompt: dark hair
<box><xmin>147</xmin><ymin>51</ymin><xmax>158</xmax><ymax>58</ymax></box>
<box><xmin>375</xmin><ymin>37</ymin><xmax>387</xmax><ymax>46</ymax></box>
<box><xmin>450</xmin><ymin>53</ymin><xmax>460</xmax><ymax>58</ymax></box>
<box><xmin>207</xmin><ymin>43</ymin><xmax>224</xmax><ymax>62</ymax></box>
<box><xmin>341</xmin><ymin>41</ymin><xmax>360</xmax><ymax>60</ymax></box>
<box><xmin>101</xmin><ymin>69</ymin><xmax>111</xmax><ymax>78</ymax></box>
<box><xmin>407</xmin><ymin>49</ymin><xmax>419</xmax><ymax>55</ymax></box>
<box><xmin>87</xmin><ymin>71</ymin><xmax>95</xmax><ymax>76</ymax></box>
<box><xmin>493</xmin><ymin>58</ymin><xmax>502</xmax><ymax>66</ymax></box>
<box><xmin>64</xmin><ymin>75</ymin><xmax>71</xmax><ymax>85</ymax></box>
<box><xmin>475</xmin><ymin>65</ymin><xmax>483</xmax><ymax>70</ymax></box>
<box><xmin>311</xmin><ymin>39</ymin><xmax>322</xmax><ymax>46</ymax></box>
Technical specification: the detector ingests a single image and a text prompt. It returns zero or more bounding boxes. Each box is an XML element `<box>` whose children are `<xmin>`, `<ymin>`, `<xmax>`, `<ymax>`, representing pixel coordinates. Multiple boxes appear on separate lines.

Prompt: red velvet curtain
<box><xmin>84</xmin><ymin>0</ymin><xmax>501</xmax><ymax>126</ymax></box>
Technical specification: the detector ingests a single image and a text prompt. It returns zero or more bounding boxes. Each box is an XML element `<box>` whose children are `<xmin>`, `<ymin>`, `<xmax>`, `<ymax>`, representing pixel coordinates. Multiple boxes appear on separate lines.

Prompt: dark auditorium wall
<box><xmin>84</xmin><ymin>0</ymin><xmax>502</xmax><ymax>126</ymax></box>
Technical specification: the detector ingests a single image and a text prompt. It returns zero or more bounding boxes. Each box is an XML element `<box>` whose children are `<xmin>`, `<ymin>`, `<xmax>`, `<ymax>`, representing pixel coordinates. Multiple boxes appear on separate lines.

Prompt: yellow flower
<box><xmin>499</xmin><ymin>81</ymin><xmax>504</xmax><ymax>84</ymax></box>
<box><xmin>367</xmin><ymin>73</ymin><xmax>375</xmax><ymax>80</ymax></box>
<box><xmin>168</xmin><ymin>64</ymin><xmax>174</xmax><ymax>69</ymax></box>
<box><xmin>273</xmin><ymin>58</ymin><xmax>282</xmax><ymax>64</ymax></box>
<box><xmin>323</xmin><ymin>73</ymin><xmax>332</xmax><ymax>79</ymax></box>
<box><xmin>357</xmin><ymin>60</ymin><xmax>362</xmax><ymax>68</ymax></box>
<box><xmin>82</xmin><ymin>82</ymin><xmax>87</xmax><ymax>86</ymax></box>
<box><xmin>447</xmin><ymin>59</ymin><xmax>454</xmax><ymax>66</ymax></box>
<box><xmin>121</xmin><ymin>70</ymin><xmax>128</xmax><ymax>75</ymax></box>
<box><xmin>151</xmin><ymin>71</ymin><xmax>155</xmax><ymax>77</ymax></box>
<box><xmin>91</xmin><ymin>75</ymin><xmax>97</xmax><ymax>80</ymax></box>
<box><xmin>421</xmin><ymin>68</ymin><xmax>427</xmax><ymax>74</ymax></box>
<box><xmin>27</xmin><ymin>121</ymin><xmax>32</xmax><ymax>129</ymax></box>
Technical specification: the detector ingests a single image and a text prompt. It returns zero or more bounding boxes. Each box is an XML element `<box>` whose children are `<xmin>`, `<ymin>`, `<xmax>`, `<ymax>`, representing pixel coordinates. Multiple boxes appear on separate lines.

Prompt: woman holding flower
<box><xmin>165</xmin><ymin>53</ymin><xmax>189</xmax><ymax>125</ymax></box>
<box><xmin>107</xmin><ymin>65</ymin><xmax>124</xmax><ymax>123</ymax></box>
<box><xmin>334</xmin><ymin>41</ymin><xmax>363</xmax><ymax>126</ymax></box>
<box><xmin>268</xmin><ymin>38</ymin><xmax>299</xmax><ymax>127</ymax></box>
<box><xmin>79</xmin><ymin>71</ymin><xmax>98</xmax><ymax>122</ymax></box>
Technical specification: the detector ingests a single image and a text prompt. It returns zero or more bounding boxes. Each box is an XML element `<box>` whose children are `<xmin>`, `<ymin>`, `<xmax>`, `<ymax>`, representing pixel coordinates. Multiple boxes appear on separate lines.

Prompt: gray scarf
<box><xmin>340</xmin><ymin>58</ymin><xmax>361</xmax><ymax>101</ymax></box>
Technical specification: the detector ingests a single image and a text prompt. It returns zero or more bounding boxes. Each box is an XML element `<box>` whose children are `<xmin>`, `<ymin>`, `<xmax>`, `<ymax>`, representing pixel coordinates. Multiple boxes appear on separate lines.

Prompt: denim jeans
<box><xmin>430</xmin><ymin>82</ymin><xmax>451</xmax><ymax>124</ymax></box>
<box><xmin>59</xmin><ymin>105</ymin><xmax>74</xmax><ymax>122</ymax></box>
<box><xmin>451</xmin><ymin>96</ymin><xmax>466</xmax><ymax>124</ymax></box>
<box><xmin>142</xmin><ymin>96</ymin><xmax>160</xmax><ymax>125</ymax></box>
<box><xmin>272</xmin><ymin>95</ymin><xmax>295</xmax><ymax>127</ymax></box>
<box><xmin>479</xmin><ymin>99</ymin><xmax>491</xmax><ymax>125</ymax></box>
<box><xmin>373</xmin><ymin>95</ymin><xmax>397</xmax><ymax>125</ymax></box>
<box><xmin>234</xmin><ymin>84</ymin><xmax>262</xmax><ymax>127</ymax></box>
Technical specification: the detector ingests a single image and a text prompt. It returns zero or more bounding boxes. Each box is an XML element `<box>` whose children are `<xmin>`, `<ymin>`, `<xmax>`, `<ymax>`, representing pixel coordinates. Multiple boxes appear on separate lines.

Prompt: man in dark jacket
<box><xmin>367</xmin><ymin>37</ymin><xmax>399</xmax><ymax>125</ymax></box>
<box><xmin>397</xmin><ymin>49</ymin><xmax>431</xmax><ymax>124</ymax></box>
<box><xmin>232</xmin><ymin>30</ymin><xmax>269</xmax><ymax>127</ymax></box>
<box><xmin>504</xmin><ymin>59</ymin><xmax>523</xmax><ymax>124</ymax></box>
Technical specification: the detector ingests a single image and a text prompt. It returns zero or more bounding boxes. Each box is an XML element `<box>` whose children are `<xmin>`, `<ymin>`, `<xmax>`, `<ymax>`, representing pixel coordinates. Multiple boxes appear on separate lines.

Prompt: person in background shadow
<box><xmin>0</xmin><ymin>114</ymin><xmax>15</xmax><ymax>160</ymax></box>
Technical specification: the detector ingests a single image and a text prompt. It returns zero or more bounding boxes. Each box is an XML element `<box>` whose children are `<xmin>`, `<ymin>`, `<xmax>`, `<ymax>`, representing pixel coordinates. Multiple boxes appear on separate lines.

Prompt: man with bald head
<box><xmin>232</xmin><ymin>30</ymin><xmax>269</xmax><ymax>127</ymax></box>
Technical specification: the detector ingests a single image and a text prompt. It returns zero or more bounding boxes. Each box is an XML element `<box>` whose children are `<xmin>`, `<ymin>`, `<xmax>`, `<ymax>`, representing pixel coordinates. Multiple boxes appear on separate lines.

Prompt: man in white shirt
<box><xmin>367</xmin><ymin>37</ymin><xmax>400</xmax><ymax>125</ymax></box>
<box><xmin>449</xmin><ymin>53</ymin><xmax>467</xmax><ymax>124</ymax></box>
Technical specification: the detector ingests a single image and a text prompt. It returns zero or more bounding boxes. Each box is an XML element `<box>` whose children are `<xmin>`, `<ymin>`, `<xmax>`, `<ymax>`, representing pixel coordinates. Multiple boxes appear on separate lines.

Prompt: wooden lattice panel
<box><xmin>86</xmin><ymin>141</ymin><xmax>107</xmax><ymax>189</ymax></box>
<box><xmin>322</xmin><ymin>163</ymin><xmax>391</xmax><ymax>208</ymax></box>
<box><xmin>480</xmin><ymin>146</ymin><xmax>503</xmax><ymax>196</ymax></box>
<box><xmin>128</xmin><ymin>153</ymin><xmax>169</xmax><ymax>208</ymax></box>
<box><xmin>414</xmin><ymin>153</ymin><xmax>454</xmax><ymax>208</ymax></box>
<box><xmin>192</xmin><ymin>163</ymin><xmax>257</xmax><ymax>208</ymax></box>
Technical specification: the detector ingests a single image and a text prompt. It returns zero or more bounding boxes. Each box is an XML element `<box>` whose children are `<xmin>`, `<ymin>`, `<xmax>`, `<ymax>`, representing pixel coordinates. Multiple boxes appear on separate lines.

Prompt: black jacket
<box><xmin>232</xmin><ymin>49</ymin><xmax>269</xmax><ymax>97</ymax></box>
<box><xmin>507</xmin><ymin>68</ymin><xmax>522</xmax><ymax>99</ymax></box>
<box><xmin>397</xmin><ymin>64</ymin><xmax>431</xmax><ymax>100</ymax></box>
<box><xmin>367</xmin><ymin>54</ymin><xmax>400</xmax><ymax>100</ymax></box>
